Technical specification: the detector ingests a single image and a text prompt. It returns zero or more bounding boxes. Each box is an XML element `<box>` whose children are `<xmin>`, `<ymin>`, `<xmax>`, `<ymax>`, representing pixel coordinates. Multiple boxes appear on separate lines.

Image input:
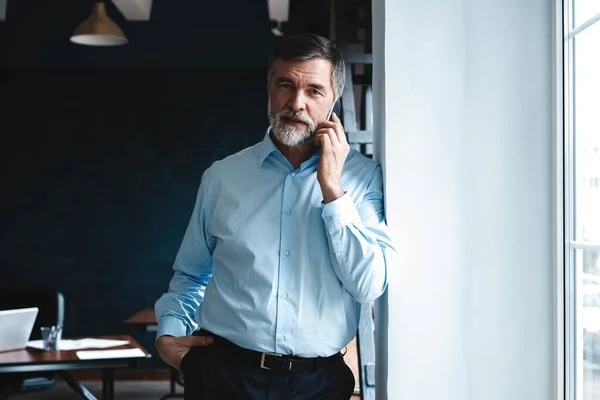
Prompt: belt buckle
<box><xmin>260</xmin><ymin>352</ymin><xmax>282</xmax><ymax>370</ymax></box>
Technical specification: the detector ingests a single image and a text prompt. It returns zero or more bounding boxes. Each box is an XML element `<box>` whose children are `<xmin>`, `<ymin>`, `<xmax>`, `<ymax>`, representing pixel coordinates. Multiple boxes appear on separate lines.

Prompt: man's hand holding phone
<box><xmin>315</xmin><ymin>112</ymin><xmax>350</xmax><ymax>204</ymax></box>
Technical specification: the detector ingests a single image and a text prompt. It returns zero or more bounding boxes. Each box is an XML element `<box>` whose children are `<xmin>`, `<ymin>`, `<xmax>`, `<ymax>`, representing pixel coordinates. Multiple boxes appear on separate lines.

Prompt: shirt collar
<box><xmin>256</xmin><ymin>127</ymin><xmax>322</xmax><ymax>169</ymax></box>
<box><xmin>257</xmin><ymin>127</ymin><xmax>280</xmax><ymax>166</ymax></box>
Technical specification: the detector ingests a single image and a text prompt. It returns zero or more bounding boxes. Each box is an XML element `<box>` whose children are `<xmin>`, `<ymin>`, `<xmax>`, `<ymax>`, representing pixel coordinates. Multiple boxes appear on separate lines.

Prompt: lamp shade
<box><xmin>70</xmin><ymin>2</ymin><xmax>128</xmax><ymax>46</ymax></box>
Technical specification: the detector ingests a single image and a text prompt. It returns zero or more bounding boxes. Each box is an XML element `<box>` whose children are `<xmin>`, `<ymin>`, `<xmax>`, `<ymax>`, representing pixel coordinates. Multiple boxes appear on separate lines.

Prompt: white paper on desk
<box><xmin>76</xmin><ymin>348</ymin><xmax>145</xmax><ymax>360</ymax></box>
<box><xmin>27</xmin><ymin>338</ymin><xmax>130</xmax><ymax>351</ymax></box>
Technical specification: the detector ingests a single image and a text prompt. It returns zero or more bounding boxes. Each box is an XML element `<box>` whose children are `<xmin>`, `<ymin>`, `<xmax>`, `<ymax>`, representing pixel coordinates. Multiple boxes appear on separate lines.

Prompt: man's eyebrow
<box><xmin>275</xmin><ymin>77</ymin><xmax>294</xmax><ymax>85</ymax></box>
<box><xmin>308</xmin><ymin>83</ymin><xmax>326</xmax><ymax>91</ymax></box>
<box><xmin>274</xmin><ymin>77</ymin><xmax>328</xmax><ymax>92</ymax></box>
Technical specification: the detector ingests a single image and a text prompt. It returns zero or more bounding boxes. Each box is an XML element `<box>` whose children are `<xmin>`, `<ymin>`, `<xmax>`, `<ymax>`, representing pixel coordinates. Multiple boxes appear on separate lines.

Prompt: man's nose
<box><xmin>288</xmin><ymin>92</ymin><xmax>306</xmax><ymax>112</ymax></box>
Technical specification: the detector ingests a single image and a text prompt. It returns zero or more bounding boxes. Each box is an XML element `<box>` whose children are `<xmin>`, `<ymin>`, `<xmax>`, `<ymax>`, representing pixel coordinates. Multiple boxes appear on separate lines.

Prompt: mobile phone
<box><xmin>326</xmin><ymin>99</ymin><xmax>340</xmax><ymax>121</ymax></box>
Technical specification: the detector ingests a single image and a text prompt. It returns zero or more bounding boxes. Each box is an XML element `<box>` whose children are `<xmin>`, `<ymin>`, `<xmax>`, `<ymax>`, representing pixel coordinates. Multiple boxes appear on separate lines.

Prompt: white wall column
<box><xmin>372</xmin><ymin>1</ymin><xmax>555</xmax><ymax>399</ymax></box>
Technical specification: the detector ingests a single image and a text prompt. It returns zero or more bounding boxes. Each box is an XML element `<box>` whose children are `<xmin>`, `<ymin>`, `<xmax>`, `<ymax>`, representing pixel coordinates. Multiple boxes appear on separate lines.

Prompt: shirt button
<box><xmin>325</xmin><ymin>216</ymin><xmax>332</xmax><ymax>221</ymax></box>
<box><xmin>290</xmin><ymin>172</ymin><xmax>296</xmax><ymax>177</ymax></box>
<box><xmin>281</xmin><ymin>292</ymin><xmax>288</xmax><ymax>298</ymax></box>
<box><xmin>284</xmin><ymin>251</ymin><xmax>290</xmax><ymax>257</ymax></box>
<box><xmin>285</xmin><ymin>209</ymin><xmax>292</xmax><ymax>215</ymax></box>
<box><xmin>280</xmin><ymin>335</ymin><xmax>286</xmax><ymax>341</ymax></box>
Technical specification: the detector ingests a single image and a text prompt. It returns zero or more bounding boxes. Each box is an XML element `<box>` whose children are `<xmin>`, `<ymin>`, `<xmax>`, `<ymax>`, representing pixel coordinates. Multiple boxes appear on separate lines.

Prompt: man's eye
<box><xmin>279</xmin><ymin>83</ymin><xmax>292</xmax><ymax>89</ymax></box>
<box><xmin>310</xmin><ymin>89</ymin><xmax>323</xmax><ymax>96</ymax></box>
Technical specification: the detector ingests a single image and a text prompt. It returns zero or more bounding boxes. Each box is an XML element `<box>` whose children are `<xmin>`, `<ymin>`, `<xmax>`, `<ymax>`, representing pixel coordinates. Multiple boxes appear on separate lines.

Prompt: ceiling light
<box><xmin>70</xmin><ymin>1</ymin><xmax>128</xmax><ymax>46</ymax></box>
<box><xmin>0</xmin><ymin>0</ymin><xmax>7</xmax><ymax>20</ymax></box>
<box><xmin>268</xmin><ymin>0</ymin><xmax>289</xmax><ymax>36</ymax></box>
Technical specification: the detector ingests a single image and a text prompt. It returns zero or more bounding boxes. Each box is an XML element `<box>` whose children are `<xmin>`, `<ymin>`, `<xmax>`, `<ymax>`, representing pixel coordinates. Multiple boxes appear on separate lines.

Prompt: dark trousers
<box><xmin>180</xmin><ymin>331</ymin><xmax>355</xmax><ymax>400</ymax></box>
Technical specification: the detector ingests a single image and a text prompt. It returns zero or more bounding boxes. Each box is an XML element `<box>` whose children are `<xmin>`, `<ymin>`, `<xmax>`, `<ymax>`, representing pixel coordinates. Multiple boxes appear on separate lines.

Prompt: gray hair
<box><xmin>267</xmin><ymin>33</ymin><xmax>345</xmax><ymax>100</ymax></box>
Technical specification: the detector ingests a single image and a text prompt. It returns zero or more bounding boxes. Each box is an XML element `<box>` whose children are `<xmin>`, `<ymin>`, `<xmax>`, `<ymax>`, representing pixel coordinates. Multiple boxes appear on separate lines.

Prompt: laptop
<box><xmin>0</xmin><ymin>307</ymin><xmax>39</xmax><ymax>352</ymax></box>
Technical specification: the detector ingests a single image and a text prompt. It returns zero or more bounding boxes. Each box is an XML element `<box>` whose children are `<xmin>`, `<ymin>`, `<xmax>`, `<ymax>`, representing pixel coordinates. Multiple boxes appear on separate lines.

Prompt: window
<box><xmin>565</xmin><ymin>0</ymin><xmax>600</xmax><ymax>399</ymax></box>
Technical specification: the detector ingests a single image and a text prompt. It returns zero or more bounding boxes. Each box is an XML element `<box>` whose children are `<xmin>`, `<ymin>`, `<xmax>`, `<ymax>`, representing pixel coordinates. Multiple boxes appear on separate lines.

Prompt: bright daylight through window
<box><xmin>565</xmin><ymin>0</ymin><xmax>600</xmax><ymax>399</ymax></box>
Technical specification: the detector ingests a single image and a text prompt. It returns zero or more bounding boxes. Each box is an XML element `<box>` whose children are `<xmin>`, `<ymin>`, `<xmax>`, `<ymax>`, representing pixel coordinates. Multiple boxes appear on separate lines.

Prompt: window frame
<box><xmin>562</xmin><ymin>1</ymin><xmax>600</xmax><ymax>399</ymax></box>
<box><xmin>554</xmin><ymin>0</ymin><xmax>565</xmax><ymax>397</ymax></box>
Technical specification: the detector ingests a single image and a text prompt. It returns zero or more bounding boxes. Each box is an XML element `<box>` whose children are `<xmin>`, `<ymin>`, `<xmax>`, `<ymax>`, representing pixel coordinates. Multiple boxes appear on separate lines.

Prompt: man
<box><xmin>155</xmin><ymin>33</ymin><xmax>397</xmax><ymax>399</ymax></box>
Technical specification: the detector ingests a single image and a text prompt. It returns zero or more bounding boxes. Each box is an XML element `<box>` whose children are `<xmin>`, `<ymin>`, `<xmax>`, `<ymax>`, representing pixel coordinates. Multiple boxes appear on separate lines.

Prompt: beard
<box><xmin>268</xmin><ymin>104</ymin><xmax>317</xmax><ymax>147</ymax></box>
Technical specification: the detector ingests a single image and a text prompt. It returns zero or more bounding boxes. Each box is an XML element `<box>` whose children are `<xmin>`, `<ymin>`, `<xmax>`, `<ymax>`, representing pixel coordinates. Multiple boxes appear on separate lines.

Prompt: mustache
<box><xmin>277</xmin><ymin>109</ymin><xmax>313</xmax><ymax>125</ymax></box>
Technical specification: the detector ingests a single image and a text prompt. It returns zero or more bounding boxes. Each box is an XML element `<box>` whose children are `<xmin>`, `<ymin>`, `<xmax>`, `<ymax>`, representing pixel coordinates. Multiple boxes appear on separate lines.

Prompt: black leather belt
<box><xmin>194</xmin><ymin>330</ymin><xmax>341</xmax><ymax>373</ymax></box>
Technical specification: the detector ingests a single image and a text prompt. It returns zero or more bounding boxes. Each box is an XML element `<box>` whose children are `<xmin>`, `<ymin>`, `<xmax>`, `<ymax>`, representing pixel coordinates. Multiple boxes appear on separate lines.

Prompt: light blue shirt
<box><xmin>155</xmin><ymin>131</ymin><xmax>397</xmax><ymax>357</ymax></box>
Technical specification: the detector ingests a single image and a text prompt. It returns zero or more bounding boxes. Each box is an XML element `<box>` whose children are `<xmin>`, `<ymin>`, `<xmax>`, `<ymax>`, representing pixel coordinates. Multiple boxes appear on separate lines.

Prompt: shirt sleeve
<box><xmin>321</xmin><ymin>164</ymin><xmax>397</xmax><ymax>303</ymax></box>
<box><xmin>154</xmin><ymin>169</ymin><xmax>216</xmax><ymax>340</ymax></box>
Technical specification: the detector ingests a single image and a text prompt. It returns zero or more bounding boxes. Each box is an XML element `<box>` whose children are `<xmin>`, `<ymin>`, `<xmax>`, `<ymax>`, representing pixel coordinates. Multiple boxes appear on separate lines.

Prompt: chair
<box><xmin>0</xmin><ymin>288</ymin><xmax>65</xmax><ymax>399</ymax></box>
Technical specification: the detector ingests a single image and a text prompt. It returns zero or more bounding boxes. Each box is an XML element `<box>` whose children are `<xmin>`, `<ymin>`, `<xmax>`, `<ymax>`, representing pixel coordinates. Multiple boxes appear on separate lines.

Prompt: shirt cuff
<box><xmin>321</xmin><ymin>193</ymin><xmax>361</xmax><ymax>234</ymax></box>
<box><xmin>156</xmin><ymin>315</ymin><xmax>188</xmax><ymax>342</ymax></box>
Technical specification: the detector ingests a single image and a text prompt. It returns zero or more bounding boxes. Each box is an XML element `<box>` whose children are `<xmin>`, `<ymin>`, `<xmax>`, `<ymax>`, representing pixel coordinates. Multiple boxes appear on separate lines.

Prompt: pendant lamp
<box><xmin>70</xmin><ymin>1</ymin><xmax>128</xmax><ymax>46</ymax></box>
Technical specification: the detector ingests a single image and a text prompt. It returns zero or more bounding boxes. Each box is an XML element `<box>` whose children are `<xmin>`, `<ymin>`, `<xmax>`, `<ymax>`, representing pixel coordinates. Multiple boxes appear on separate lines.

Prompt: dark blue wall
<box><xmin>1</xmin><ymin>67</ymin><xmax>269</xmax><ymax>367</ymax></box>
<box><xmin>0</xmin><ymin>0</ymin><xmax>330</xmax><ymax>368</ymax></box>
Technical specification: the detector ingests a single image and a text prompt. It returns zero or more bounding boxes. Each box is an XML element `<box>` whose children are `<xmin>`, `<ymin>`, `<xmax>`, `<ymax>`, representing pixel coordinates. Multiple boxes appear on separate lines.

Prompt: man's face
<box><xmin>268</xmin><ymin>58</ymin><xmax>336</xmax><ymax>147</ymax></box>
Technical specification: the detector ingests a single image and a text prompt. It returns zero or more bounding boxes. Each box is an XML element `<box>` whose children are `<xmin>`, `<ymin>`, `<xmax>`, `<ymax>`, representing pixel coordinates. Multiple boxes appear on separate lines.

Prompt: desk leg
<box><xmin>58</xmin><ymin>371</ymin><xmax>98</xmax><ymax>400</ymax></box>
<box><xmin>170</xmin><ymin>367</ymin><xmax>177</xmax><ymax>394</ymax></box>
<box><xmin>101</xmin><ymin>369</ymin><xmax>115</xmax><ymax>400</ymax></box>
<box><xmin>158</xmin><ymin>367</ymin><xmax>184</xmax><ymax>400</ymax></box>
